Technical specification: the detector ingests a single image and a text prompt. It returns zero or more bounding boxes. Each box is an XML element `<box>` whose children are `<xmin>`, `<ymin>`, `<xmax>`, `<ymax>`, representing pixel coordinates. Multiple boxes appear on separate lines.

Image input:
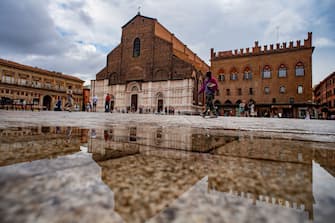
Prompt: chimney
<box><xmin>276</xmin><ymin>43</ymin><xmax>280</xmax><ymax>49</ymax></box>
<box><xmin>253</xmin><ymin>41</ymin><xmax>260</xmax><ymax>53</ymax></box>
<box><xmin>264</xmin><ymin>45</ymin><xmax>267</xmax><ymax>51</ymax></box>
<box><xmin>289</xmin><ymin>41</ymin><xmax>293</xmax><ymax>48</ymax></box>
<box><xmin>297</xmin><ymin>40</ymin><xmax>301</xmax><ymax>47</ymax></box>
<box><xmin>210</xmin><ymin>48</ymin><xmax>215</xmax><ymax>59</ymax></box>
<box><xmin>270</xmin><ymin>44</ymin><xmax>274</xmax><ymax>51</ymax></box>
<box><xmin>246</xmin><ymin>48</ymin><xmax>250</xmax><ymax>53</ymax></box>
<box><xmin>283</xmin><ymin>42</ymin><xmax>287</xmax><ymax>48</ymax></box>
<box><xmin>240</xmin><ymin>48</ymin><xmax>244</xmax><ymax>54</ymax></box>
<box><xmin>234</xmin><ymin>49</ymin><xmax>238</xmax><ymax>55</ymax></box>
<box><xmin>304</xmin><ymin>32</ymin><xmax>312</xmax><ymax>47</ymax></box>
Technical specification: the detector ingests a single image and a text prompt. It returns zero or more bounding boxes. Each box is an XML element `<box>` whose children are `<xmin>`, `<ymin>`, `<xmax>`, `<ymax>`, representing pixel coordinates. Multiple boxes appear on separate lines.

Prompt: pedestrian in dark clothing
<box><xmin>198</xmin><ymin>71</ymin><xmax>219</xmax><ymax>118</ymax></box>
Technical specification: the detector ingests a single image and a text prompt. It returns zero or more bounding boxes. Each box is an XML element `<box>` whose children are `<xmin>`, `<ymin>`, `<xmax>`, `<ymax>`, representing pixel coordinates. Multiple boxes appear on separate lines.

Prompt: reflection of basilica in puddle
<box><xmin>87</xmin><ymin>125</ymin><xmax>335</xmax><ymax>223</ymax></box>
<box><xmin>0</xmin><ymin>125</ymin><xmax>334</xmax><ymax>223</ymax></box>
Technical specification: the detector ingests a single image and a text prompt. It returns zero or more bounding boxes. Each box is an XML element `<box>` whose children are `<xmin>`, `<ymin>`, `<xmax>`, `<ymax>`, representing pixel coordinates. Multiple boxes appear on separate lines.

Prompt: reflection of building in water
<box><xmin>0</xmin><ymin>126</ymin><xmax>84</xmax><ymax>166</ymax></box>
<box><xmin>88</xmin><ymin>125</ymin><xmax>234</xmax><ymax>156</ymax></box>
<box><xmin>87</xmin><ymin>125</ymin><xmax>335</xmax><ymax>222</ymax></box>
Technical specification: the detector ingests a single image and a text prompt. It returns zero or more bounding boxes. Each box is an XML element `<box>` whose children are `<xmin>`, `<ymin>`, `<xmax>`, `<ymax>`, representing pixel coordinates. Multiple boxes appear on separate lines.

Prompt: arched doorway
<box><xmin>214</xmin><ymin>100</ymin><xmax>222</xmax><ymax>116</ymax></box>
<box><xmin>129</xmin><ymin>85</ymin><xmax>139</xmax><ymax>112</ymax></box>
<box><xmin>156</xmin><ymin>92</ymin><xmax>164</xmax><ymax>113</ymax></box>
<box><xmin>131</xmin><ymin>94</ymin><xmax>138</xmax><ymax>112</ymax></box>
<box><xmin>43</xmin><ymin>95</ymin><xmax>52</xmax><ymax>110</ymax></box>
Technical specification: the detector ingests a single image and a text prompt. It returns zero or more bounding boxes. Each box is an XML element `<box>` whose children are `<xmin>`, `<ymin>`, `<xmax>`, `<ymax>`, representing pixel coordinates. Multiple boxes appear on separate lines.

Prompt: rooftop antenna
<box><xmin>137</xmin><ymin>6</ymin><xmax>141</xmax><ymax>15</ymax></box>
<box><xmin>276</xmin><ymin>26</ymin><xmax>279</xmax><ymax>42</ymax></box>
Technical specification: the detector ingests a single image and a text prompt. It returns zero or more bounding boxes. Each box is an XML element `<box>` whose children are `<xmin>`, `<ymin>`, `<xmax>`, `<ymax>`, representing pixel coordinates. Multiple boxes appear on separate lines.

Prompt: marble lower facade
<box><xmin>91</xmin><ymin>78</ymin><xmax>203</xmax><ymax>114</ymax></box>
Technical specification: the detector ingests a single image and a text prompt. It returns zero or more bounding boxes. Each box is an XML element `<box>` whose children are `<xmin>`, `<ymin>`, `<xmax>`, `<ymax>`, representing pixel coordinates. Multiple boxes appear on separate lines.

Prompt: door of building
<box><xmin>157</xmin><ymin>99</ymin><xmax>163</xmax><ymax>112</ymax></box>
<box><xmin>131</xmin><ymin>94</ymin><xmax>138</xmax><ymax>112</ymax></box>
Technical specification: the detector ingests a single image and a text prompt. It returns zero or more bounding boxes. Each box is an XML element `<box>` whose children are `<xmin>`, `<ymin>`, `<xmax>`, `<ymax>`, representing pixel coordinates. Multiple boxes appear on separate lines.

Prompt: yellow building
<box><xmin>0</xmin><ymin>58</ymin><xmax>84</xmax><ymax>110</ymax></box>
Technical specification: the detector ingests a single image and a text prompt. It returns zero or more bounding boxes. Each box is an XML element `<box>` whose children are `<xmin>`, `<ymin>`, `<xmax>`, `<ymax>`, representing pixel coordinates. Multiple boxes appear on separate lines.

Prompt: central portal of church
<box><xmin>131</xmin><ymin>94</ymin><xmax>138</xmax><ymax>112</ymax></box>
<box><xmin>157</xmin><ymin>99</ymin><xmax>163</xmax><ymax>112</ymax></box>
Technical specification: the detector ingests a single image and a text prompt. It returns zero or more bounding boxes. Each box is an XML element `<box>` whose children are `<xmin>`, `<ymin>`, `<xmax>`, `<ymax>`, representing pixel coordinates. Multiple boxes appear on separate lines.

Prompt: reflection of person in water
<box><xmin>66</xmin><ymin>127</ymin><xmax>72</xmax><ymax>144</ymax></box>
<box><xmin>104</xmin><ymin>130</ymin><xmax>109</xmax><ymax>141</ymax></box>
<box><xmin>90</xmin><ymin>129</ymin><xmax>97</xmax><ymax>139</ymax></box>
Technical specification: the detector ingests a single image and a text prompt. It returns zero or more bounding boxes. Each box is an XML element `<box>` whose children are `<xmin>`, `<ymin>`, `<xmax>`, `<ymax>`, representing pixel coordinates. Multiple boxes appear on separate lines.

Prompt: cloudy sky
<box><xmin>0</xmin><ymin>0</ymin><xmax>334</xmax><ymax>86</ymax></box>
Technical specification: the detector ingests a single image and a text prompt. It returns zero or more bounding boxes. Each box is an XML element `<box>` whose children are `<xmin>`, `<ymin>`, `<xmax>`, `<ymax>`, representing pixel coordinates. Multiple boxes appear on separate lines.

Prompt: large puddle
<box><xmin>0</xmin><ymin>125</ymin><xmax>334</xmax><ymax>223</ymax></box>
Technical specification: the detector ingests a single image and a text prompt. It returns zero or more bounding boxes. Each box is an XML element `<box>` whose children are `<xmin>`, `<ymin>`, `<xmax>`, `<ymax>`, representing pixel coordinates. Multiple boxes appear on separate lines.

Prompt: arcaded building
<box><xmin>211</xmin><ymin>33</ymin><xmax>314</xmax><ymax>118</ymax></box>
<box><xmin>0</xmin><ymin>58</ymin><xmax>84</xmax><ymax>110</ymax></box>
<box><xmin>314</xmin><ymin>71</ymin><xmax>335</xmax><ymax>118</ymax></box>
<box><xmin>91</xmin><ymin>14</ymin><xmax>209</xmax><ymax>113</ymax></box>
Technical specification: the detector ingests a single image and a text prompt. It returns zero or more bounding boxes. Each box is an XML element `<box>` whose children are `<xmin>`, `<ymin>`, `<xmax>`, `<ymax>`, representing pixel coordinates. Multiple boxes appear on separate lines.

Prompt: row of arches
<box><xmin>214</xmin><ymin>99</ymin><xmax>256</xmax><ymax>106</ymax></box>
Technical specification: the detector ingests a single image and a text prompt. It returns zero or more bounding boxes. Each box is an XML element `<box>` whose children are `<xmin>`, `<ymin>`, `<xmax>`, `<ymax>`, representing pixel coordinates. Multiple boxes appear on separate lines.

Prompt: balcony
<box><xmin>1</xmin><ymin>81</ymin><xmax>68</xmax><ymax>93</ymax></box>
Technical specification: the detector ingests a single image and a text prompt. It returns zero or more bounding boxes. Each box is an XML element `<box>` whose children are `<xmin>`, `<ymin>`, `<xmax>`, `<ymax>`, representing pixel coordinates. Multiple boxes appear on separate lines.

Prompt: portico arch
<box><xmin>156</xmin><ymin>92</ymin><xmax>164</xmax><ymax>113</ymax></box>
<box><xmin>43</xmin><ymin>95</ymin><xmax>52</xmax><ymax>110</ymax></box>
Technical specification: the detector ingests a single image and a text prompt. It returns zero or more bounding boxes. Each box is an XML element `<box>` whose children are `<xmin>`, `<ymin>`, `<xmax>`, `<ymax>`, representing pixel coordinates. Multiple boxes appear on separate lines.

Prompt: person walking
<box><xmin>198</xmin><ymin>71</ymin><xmax>218</xmax><ymax>118</ymax></box>
<box><xmin>105</xmin><ymin>93</ymin><xmax>111</xmax><ymax>112</ymax></box>
<box><xmin>65</xmin><ymin>86</ymin><xmax>73</xmax><ymax>112</ymax></box>
<box><xmin>92</xmin><ymin>95</ymin><xmax>98</xmax><ymax>112</ymax></box>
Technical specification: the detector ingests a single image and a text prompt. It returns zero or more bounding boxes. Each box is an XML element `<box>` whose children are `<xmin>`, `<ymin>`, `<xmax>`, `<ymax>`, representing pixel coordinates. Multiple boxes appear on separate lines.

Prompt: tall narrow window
<box><xmin>243</xmin><ymin>67</ymin><xmax>252</xmax><ymax>80</ymax></box>
<box><xmin>230</xmin><ymin>67</ymin><xmax>238</xmax><ymax>80</ymax></box>
<box><xmin>230</xmin><ymin>73</ymin><xmax>238</xmax><ymax>80</ymax></box>
<box><xmin>217</xmin><ymin>69</ymin><xmax>225</xmax><ymax>82</ymax></box>
<box><xmin>279</xmin><ymin>86</ymin><xmax>286</xmax><ymax>94</ymax></box>
<box><xmin>238</xmin><ymin>88</ymin><xmax>242</xmax><ymax>95</ymax></box>
<box><xmin>295</xmin><ymin>62</ymin><xmax>304</xmax><ymax>76</ymax></box>
<box><xmin>262</xmin><ymin>65</ymin><xmax>271</xmax><ymax>78</ymax></box>
<box><xmin>278</xmin><ymin>64</ymin><xmax>287</xmax><ymax>77</ymax></box>
<box><xmin>218</xmin><ymin>73</ymin><xmax>225</xmax><ymax>81</ymax></box>
<box><xmin>133</xmin><ymin>38</ymin><xmax>140</xmax><ymax>57</ymax></box>
<box><xmin>249</xmin><ymin>88</ymin><xmax>253</xmax><ymax>95</ymax></box>
<box><xmin>297</xmin><ymin>85</ymin><xmax>303</xmax><ymax>94</ymax></box>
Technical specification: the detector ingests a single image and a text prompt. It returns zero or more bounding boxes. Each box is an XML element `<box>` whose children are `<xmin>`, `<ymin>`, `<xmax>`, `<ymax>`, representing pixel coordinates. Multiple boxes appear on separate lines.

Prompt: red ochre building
<box><xmin>0</xmin><ymin>58</ymin><xmax>84</xmax><ymax>111</ymax></box>
<box><xmin>313</xmin><ymin>71</ymin><xmax>335</xmax><ymax>119</ymax></box>
<box><xmin>211</xmin><ymin>32</ymin><xmax>314</xmax><ymax>118</ymax></box>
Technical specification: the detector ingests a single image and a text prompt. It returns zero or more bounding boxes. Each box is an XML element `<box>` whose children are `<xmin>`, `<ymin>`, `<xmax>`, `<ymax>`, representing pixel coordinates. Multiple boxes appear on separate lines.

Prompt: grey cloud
<box><xmin>60</xmin><ymin>1</ymin><xmax>93</xmax><ymax>26</ymax></box>
<box><xmin>1</xmin><ymin>0</ymin><xmax>334</xmax><ymax>85</ymax></box>
<box><xmin>0</xmin><ymin>0</ymin><xmax>70</xmax><ymax>55</ymax></box>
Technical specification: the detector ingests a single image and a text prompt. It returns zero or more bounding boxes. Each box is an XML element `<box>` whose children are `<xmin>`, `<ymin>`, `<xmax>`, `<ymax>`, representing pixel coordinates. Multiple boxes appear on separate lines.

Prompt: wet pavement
<box><xmin>0</xmin><ymin>111</ymin><xmax>335</xmax><ymax>223</ymax></box>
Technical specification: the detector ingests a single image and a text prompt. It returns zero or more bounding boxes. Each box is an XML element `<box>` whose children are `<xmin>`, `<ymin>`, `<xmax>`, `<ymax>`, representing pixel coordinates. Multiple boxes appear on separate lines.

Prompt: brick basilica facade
<box><xmin>91</xmin><ymin>14</ymin><xmax>209</xmax><ymax>114</ymax></box>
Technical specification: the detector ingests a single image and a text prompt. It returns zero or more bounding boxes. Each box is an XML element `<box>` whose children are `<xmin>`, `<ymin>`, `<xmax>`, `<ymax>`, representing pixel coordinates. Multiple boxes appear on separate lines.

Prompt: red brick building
<box><xmin>211</xmin><ymin>33</ymin><xmax>314</xmax><ymax>118</ymax></box>
<box><xmin>92</xmin><ymin>13</ymin><xmax>209</xmax><ymax>113</ymax></box>
<box><xmin>314</xmin><ymin>72</ymin><xmax>335</xmax><ymax>119</ymax></box>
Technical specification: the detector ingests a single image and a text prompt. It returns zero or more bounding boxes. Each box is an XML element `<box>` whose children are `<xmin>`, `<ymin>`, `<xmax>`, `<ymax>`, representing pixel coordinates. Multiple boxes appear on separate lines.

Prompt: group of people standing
<box><xmin>91</xmin><ymin>71</ymin><xmax>220</xmax><ymax>116</ymax></box>
<box><xmin>85</xmin><ymin>95</ymin><xmax>98</xmax><ymax>112</ymax></box>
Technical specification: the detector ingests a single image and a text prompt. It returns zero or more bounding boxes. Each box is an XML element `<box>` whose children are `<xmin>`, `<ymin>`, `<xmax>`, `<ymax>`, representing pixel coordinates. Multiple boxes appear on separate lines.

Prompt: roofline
<box><xmin>314</xmin><ymin>71</ymin><xmax>335</xmax><ymax>89</ymax></box>
<box><xmin>211</xmin><ymin>47</ymin><xmax>314</xmax><ymax>62</ymax></box>
<box><xmin>0</xmin><ymin>58</ymin><xmax>84</xmax><ymax>83</ymax></box>
<box><xmin>121</xmin><ymin>14</ymin><xmax>157</xmax><ymax>29</ymax></box>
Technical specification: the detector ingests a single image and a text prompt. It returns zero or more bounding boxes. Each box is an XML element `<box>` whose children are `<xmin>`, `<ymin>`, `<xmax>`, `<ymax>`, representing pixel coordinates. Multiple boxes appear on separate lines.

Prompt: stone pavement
<box><xmin>0</xmin><ymin>110</ymin><xmax>334</xmax><ymax>143</ymax></box>
<box><xmin>1</xmin><ymin>110</ymin><xmax>335</xmax><ymax>223</ymax></box>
